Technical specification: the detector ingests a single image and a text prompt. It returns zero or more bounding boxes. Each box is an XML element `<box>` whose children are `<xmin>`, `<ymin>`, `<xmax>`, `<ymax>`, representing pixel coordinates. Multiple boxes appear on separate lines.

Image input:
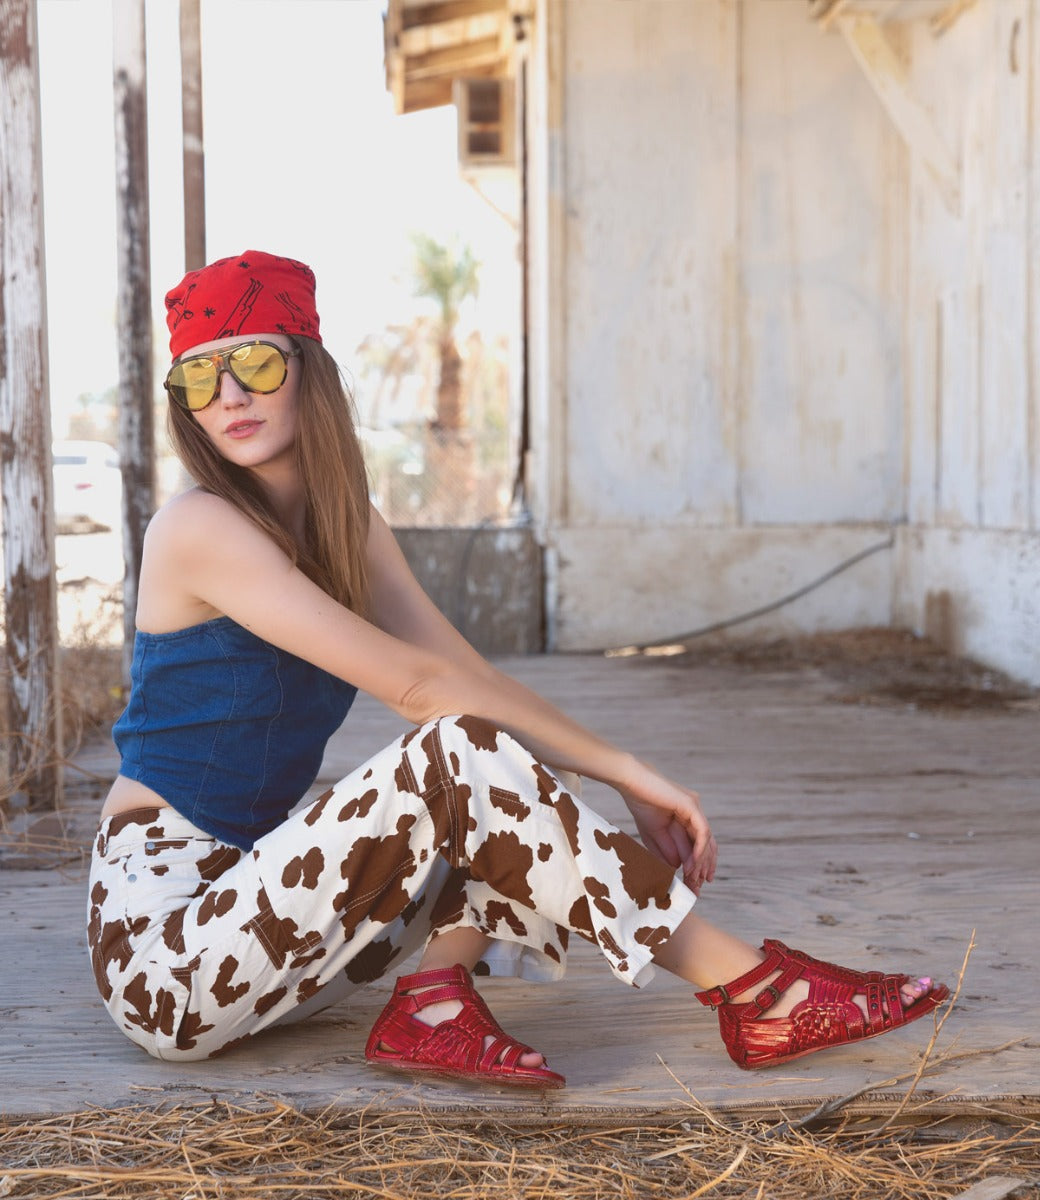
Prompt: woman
<box><xmin>88</xmin><ymin>250</ymin><xmax>946</xmax><ymax>1088</ymax></box>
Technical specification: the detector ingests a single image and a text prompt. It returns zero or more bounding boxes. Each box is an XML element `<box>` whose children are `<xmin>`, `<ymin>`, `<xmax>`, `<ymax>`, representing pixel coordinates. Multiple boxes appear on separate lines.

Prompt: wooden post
<box><xmin>0</xmin><ymin>0</ymin><xmax>63</xmax><ymax>810</ymax></box>
<box><xmin>112</xmin><ymin>0</ymin><xmax>154</xmax><ymax>683</ymax></box>
<box><xmin>837</xmin><ymin>14</ymin><xmax>961</xmax><ymax>215</ymax></box>
<box><xmin>179</xmin><ymin>0</ymin><xmax>205</xmax><ymax>270</ymax></box>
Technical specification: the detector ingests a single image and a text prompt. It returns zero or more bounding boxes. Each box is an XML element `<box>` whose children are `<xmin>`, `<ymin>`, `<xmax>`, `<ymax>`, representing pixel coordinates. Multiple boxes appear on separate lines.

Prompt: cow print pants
<box><xmin>87</xmin><ymin>715</ymin><xmax>697</xmax><ymax>1061</ymax></box>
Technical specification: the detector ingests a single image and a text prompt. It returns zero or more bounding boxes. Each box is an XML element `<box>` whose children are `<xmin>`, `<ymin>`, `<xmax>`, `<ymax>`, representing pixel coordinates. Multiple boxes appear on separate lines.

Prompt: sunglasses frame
<box><xmin>164</xmin><ymin>338</ymin><xmax>301</xmax><ymax>412</ymax></box>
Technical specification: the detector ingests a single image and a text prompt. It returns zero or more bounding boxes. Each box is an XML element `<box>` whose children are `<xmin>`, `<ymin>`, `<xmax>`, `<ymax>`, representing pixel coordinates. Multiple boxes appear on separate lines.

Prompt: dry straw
<box><xmin>1</xmin><ymin>580</ymin><xmax>122</xmax><ymax>862</ymax></box>
<box><xmin>0</xmin><ymin>1095</ymin><xmax>1035</xmax><ymax>1200</ymax></box>
<box><xmin>2</xmin><ymin>933</ymin><xmax>1035</xmax><ymax>1199</ymax></box>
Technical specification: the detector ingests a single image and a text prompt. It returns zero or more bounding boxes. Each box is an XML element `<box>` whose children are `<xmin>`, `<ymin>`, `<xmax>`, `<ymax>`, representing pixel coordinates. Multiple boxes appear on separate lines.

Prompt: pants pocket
<box><xmin>119</xmin><ymin>837</ymin><xmax>217</xmax><ymax>929</ymax></box>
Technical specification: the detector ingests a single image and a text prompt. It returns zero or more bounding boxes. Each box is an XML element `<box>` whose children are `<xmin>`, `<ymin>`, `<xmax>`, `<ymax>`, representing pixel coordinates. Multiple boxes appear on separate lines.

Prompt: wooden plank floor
<box><xmin>2</xmin><ymin>652</ymin><xmax>1036</xmax><ymax>1118</ymax></box>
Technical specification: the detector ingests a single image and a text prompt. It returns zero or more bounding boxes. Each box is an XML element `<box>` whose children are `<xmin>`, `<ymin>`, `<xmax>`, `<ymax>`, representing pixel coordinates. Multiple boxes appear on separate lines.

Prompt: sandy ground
<box><xmin>1</xmin><ymin>633</ymin><xmax>1037</xmax><ymax>1120</ymax></box>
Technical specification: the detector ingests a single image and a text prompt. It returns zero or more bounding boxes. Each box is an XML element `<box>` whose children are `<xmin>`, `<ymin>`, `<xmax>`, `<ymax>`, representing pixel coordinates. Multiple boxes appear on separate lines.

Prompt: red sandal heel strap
<box><xmin>695</xmin><ymin>940</ymin><xmax>804</xmax><ymax>1015</ymax></box>
<box><xmin>388</xmin><ymin>965</ymin><xmax>479</xmax><ymax>1010</ymax></box>
<box><xmin>365</xmin><ymin>964</ymin><xmax>566</xmax><ymax>1091</ymax></box>
<box><xmin>697</xmin><ymin>940</ymin><xmax>949</xmax><ymax>1070</ymax></box>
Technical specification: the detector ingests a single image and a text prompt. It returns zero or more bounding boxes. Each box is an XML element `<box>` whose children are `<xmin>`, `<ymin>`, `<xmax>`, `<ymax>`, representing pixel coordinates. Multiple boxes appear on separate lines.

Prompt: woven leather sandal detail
<box><xmin>365</xmin><ymin>964</ymin><xmax>566</xmax><ymax>1090</ymax></box>
<box><xmin>695</xmin><ymin>939</ymin><xmax>950</xmax><ymax>1070</ymax></box>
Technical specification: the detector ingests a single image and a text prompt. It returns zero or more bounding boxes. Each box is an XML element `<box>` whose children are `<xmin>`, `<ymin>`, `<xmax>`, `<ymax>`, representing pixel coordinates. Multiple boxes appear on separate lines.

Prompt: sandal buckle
<box><xmin>754</xmin><ymin>983</ymin><xmax>782</xmax><ymax>1013</ymax></box>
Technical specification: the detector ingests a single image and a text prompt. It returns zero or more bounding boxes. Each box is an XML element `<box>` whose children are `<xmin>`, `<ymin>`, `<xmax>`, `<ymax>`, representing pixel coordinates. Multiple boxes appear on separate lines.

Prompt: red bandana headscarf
<box><xmin>164</xmin><ymin>250</ymin><xmax>322</xmax><ymax>359</ymax></box>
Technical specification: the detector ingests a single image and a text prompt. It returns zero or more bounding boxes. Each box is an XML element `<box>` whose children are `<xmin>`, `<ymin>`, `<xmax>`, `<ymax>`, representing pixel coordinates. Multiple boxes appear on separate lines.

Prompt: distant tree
<box><xmin>66</xmin><ymin>387</ymin><xmax>119</xmax><ymax>443</ymax></box>
<box><xmin>410</xmin><ymin>234</ymin><xmax>479</xmax><ymax>431</ymax></box>
<box><xmin>354</xmin><ymin>237</ymin><xmax>509</xmax><ymax>526</ymax></box>
<box><xmin>355</xmin><ymin>317</ymin><xmax>436</xmax><ymax>429</ymax></box>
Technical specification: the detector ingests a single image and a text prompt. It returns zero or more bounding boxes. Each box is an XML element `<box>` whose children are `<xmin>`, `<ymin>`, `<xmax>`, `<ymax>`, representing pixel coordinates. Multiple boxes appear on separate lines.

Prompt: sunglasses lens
<box><xmin>228</xmin><ymin>342</ymin><xmax>288</xmax><ymax>394</ymax></box>
<box><xmin>167</xmin><ymin>358</ymin><xmax>220</xmax><ymax>411</ymax></box>
<box><xmin>167</xmin><ymin>342</ymin><xmax>291</xmax><ymax>411</ymax></box>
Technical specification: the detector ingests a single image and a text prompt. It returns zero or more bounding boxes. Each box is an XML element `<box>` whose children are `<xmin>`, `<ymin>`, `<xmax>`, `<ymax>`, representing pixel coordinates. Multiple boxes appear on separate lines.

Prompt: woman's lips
<box><xmin>225</xmin><ymin>419</ymin><xmax>263</xmax><ymax>439</ymax></box>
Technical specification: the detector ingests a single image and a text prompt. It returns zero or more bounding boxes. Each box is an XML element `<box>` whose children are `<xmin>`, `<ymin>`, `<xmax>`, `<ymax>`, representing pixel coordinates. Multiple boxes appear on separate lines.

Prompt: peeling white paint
<box><xmin>111</xmin><ymin>0</ymin><xmax>147</xmax><ymax>89</ymax></box>
<box><xmin>894</xmin><ymin>527</ymin><xmax>1040</xmax><ymax>685</ymax></box>
<box><xmin>525</xmin><ymin>0</ymin><xmax>1040</xmax><ymax>682</ymax></box>
<box><xmin>0</xmin><ymin>0</ymin><xmax>63</xmax><ymax>797</ymax></box>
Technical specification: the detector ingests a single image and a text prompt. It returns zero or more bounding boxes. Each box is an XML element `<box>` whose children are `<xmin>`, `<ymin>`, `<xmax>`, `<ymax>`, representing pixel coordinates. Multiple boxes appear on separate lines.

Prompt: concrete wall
<box><xmin>394</xmin><ymin>525</ymin><xmax>543</xmax><ymax>654</ymax></box>
<box><xmin>525</xmin><ymin>0</ymin><xmax>1040</xmax><ymax>683</ymax></box>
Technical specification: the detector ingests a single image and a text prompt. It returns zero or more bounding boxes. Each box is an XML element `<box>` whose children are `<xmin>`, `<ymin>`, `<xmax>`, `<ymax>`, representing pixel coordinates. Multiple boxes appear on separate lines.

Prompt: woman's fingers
<box><xmin>669</xmin><ymin>822</ymin><xmax>695</xmax><ymax>865</ymax></box>
<box><xmin>622</xmin><ymin>776</ymin><xmax>717</xmax><ymax>890</ymax></box>
<box><xmin>684</xmin><ymin>826</ymin><xmax>717</xmax><ymax>889</ymax></box>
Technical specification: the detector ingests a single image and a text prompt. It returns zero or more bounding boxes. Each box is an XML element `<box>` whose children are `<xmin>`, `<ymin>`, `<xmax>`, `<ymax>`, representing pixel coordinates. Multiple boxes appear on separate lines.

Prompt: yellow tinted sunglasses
<box><xmin>164</xmin><ymin>340</ymin><xmax>300</xmax><ymax>412</ymax></box>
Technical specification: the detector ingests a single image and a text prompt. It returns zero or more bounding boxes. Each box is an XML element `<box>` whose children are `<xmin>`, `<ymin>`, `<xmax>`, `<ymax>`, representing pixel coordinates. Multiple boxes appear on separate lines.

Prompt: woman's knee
<box><xmin>423</xmin><ymin>716</ymin><xmax>575</xmax><ymax>813</ymax></box>
<box><xmin>428</xmin><ymin>713</ymin><xmax>500</xmax><ymax>743</ymax></box>
<box><xmin>152</xmin><ymin>1039</ymin><xmax>213</xmax><ymax>1063</ymax></box>
<box><xmin>104</xmin><ymin>979</ymin><xmax>230</xmax><ymax>1063</ymax></box>
<box><xmin>427</xmin><ymin>714</ymin><xmax>518</xmax><ymax>763</ymax></box>
<box><xmin>112</xmin><ymin>1021</ymin><xmax>214</xmax><ymax>1063</ymax></box>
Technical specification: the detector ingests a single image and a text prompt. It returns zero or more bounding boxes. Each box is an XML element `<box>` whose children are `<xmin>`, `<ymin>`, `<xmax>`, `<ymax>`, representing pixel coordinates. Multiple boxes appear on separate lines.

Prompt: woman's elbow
<box><xmin>392</xmin><ymin>672</ymin><xmax>449</xmax><ymax>727</ymax></box>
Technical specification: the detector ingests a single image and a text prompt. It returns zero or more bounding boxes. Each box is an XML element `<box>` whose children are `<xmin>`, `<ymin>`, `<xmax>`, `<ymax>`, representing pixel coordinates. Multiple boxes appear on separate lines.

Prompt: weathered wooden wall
<box><xmin>0</xmin><ymin>0</ymin><xmax>63</xmax><ymax>807</ymax></box>
<box><xmin>526</xmin><ymin>0</ymin><xmax>1040</xmax><ymax>682</ymax></box>
<box><xmin>528</xmin><ymin>0</ymin><xmax>903</xmax><ymax>653</ymax></box>
<box><xmin>112</xmin><ymin>0</ymin><xmax>155</xmax><ymax>683</ymax></box>
<box><xmin>894</xmin><ymin>0</ymin><xmax>1040</xmax><ymax>684</ymax></box>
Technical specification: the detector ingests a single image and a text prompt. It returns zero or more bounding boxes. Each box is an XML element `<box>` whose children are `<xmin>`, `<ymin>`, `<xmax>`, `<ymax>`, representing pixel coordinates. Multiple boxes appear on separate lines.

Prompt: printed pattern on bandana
<box><xmin>164</xmin><ymin>251</ymin><xmax>320</xmax><ymax>358</ymax></box>
<box><xmin>87</xmin><ymin>716</ymin><xmax>697</xmax><ymax>1061</ymax></box>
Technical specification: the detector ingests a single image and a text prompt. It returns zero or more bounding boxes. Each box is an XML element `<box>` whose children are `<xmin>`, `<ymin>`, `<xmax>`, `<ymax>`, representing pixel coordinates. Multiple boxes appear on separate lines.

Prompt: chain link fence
<box><xmin>362</xmin><ymin>423</ymin><xmax>514</xmax><ymax>528</ymax></box>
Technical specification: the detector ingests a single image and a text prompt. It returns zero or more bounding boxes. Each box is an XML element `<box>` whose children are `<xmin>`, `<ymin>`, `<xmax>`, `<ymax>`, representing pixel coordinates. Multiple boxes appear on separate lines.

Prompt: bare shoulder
<box><xmin>145</xmin><ymin>489</ymin><xmax>258</xmax><ymax>558</ymax></box>
<box><xmin>149</xmin><ymin>487</ymin><xmax>239</xmax><ymax>535</ymax></box>
<box><xmin>137</xmin><ymin>490</ymin><xmax>262</xmax><ymax>631</ymax></box>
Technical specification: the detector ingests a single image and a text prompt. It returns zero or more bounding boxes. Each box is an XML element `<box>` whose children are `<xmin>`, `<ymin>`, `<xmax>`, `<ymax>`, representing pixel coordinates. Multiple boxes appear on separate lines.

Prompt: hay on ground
<box><xmin>0</xmin><ymin>1100</ymin><xmax>1036</xmax><ymax>1200</ymax></box>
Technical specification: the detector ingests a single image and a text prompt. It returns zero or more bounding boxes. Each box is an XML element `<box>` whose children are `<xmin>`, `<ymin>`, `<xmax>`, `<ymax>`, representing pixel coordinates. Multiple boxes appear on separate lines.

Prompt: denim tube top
<box><xmin>113</xmin><ymin>617</ymin><xmax>357</xmax><ymax>849</ymax></box>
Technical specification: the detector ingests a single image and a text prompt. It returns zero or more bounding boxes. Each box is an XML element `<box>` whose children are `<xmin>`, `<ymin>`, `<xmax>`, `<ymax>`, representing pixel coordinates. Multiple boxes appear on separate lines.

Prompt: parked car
<box><xmin>52</xmin><ymin>440</ymin><xmax>123</xmax><ymax>533</ymax></box>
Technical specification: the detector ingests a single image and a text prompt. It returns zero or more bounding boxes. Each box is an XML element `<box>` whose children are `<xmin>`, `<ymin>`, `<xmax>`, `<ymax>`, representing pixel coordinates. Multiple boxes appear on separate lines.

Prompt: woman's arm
<box><xmin>145</xmin><ymin>493</ymin><xmax>716</xmax><ymax>889</ymax></box>
<box><xmin>364</xmin><ymin>507</ymin><xmax>500</xmax><ymax>676</ymax></box>
<box><xmin>365</xmin><ymin>509</ymin><xmax>716</xmax><ymax>892</ymax></box>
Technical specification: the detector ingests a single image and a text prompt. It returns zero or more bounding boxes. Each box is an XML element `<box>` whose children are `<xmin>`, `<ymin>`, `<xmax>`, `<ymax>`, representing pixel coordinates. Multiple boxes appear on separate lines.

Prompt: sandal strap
<box><xmin>365</xmin><ymin>963</ymin><xmax>565</xmax><ymax>1088</ymax></box>
<box><xmin>396</xmin><ymin>964</ymin><xmax>472</xmax><ymax>993</ymax></box>
<box><xmin>695</xmin><ymin>940</ymin><xmax>804</xmax><ymax>1015</ymax></box>
<box><xmin>391</xmin><ymin>965</ymin><xmax>476</xmax><ymax>1016</ymax></box>
<box><xmin>698</xmin><ymin>939</ymin><xmax>950</xmax><ymax>1069</ymax></box>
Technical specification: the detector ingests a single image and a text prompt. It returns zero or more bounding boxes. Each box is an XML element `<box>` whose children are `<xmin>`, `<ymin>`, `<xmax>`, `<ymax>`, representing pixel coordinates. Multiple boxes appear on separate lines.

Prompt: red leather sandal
<box><xmin>696</xmin><ymin>939</ymin><xmax>949</xmax><ymax>1070</ymax></box>
<box><xmin>365</xmin><ymin>965</ymin><xmax>566</xmax><ymax>1090</ymax></box>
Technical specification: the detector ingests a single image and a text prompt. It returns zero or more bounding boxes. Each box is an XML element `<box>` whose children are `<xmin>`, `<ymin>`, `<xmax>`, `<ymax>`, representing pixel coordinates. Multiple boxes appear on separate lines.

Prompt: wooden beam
<box><xmin>811</xmin><ymin>0</ymin><xmax>976</xmax><ymax>31</ymax></box>
<box><xmin>931</xmin><ymin>0</ymin><xmax>978</xmax><ymax>36</ymax></box>
<box><xmin>384</xmin><ymin>0</ymin><xmax>514</xmax><ymax>113</ymax></box>
<box><xmin>838</xmin><ymin>13</ymin><xmax>960</xmax><ymax>214</ymax></box>
<box><xmin>179</xmin><ymin>0</ymin><xmax>205</xmax><ymax>270</ymax></box>
<box><xmin>400</xmin><ymin>76</ymin><xmax>455</xmax><ymax>113</ymax></box>
<box><xmin>112</xmin><ymin>0</ymin><xmax>156</xmax><ymax>682</ymax></box>
<box><xmin>397</xmin><ymin>12</ymin><xmax>504</xmax><ymax>58</ymax></box>
<box><xmin>809</xmin><ymin>0</ymin><xmax>852</xmax><ymax>30</ymax></box>
<box><xmin>383</xmin><ymin>1</ymin><xmax>405</xmax><ymax>111</ymax></box>
<box><xmin>383</xmin><ymin>3</ymin><xmax>407</xmax><ymax>114</ymax></box>
<box><xmin>403</xmin><ymin>35</ymin><xmax>504</xmax><ymax>81</ymax></box>
<box><xmin>401</xmin><ymin>0</ymin><xmax>506</xmax><ymax>32</ymax></box>
<box><xmin>0</xmin><ymin>0</ymin><xmax>63</xmax><ymax>810</ymax></box>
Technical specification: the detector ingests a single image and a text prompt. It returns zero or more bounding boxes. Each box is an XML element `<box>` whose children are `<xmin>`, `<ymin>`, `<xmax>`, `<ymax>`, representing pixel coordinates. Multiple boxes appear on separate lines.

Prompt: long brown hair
<box><xmin>166</xmin><ymin>337</ymin><xmax>371</xmax><ymax>617</ymax></box>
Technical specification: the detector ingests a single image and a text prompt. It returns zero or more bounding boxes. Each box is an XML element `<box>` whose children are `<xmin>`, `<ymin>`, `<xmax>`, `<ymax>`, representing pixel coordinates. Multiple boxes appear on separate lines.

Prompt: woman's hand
<box><xmin>619</xmin><ymin>769</ymin><xmax>717</xmax><ymax>895</ymax></box>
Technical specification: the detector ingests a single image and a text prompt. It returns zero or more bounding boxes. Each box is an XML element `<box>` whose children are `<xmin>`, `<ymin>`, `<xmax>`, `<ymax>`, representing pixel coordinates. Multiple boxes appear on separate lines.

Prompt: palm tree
<box><xmin>410</xmin><ymin>234</ymin><xmax>480</xmax><ymax>431</ymax></box>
